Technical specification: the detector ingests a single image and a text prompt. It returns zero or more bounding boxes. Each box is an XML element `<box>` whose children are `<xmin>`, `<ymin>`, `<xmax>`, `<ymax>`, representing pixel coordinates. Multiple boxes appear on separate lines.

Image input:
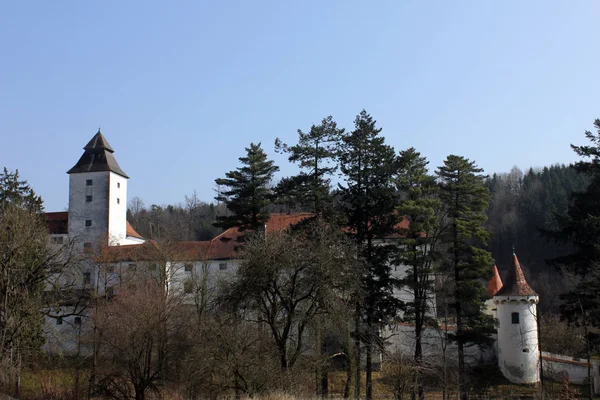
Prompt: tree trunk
<box><xmin>412</xmin><ymin>261</ymin><xmax>425</xmax><ymax>400</ymax></box>
<box><xmin>321</xmin><ymin>335</ymin><xmax>329</xmax><ymax>398</ymax></box>
<box><xmin>355</xmin><ymin>301</ymin><xmax>361</xmax><ymax>400</ymax></box>
<box><xmin>135</xmin><ymin>386</ymin><xmax>145</xmax><ymax>400</ymax></box>
<box><xmin>365</xmin><ymin>328</ymin><xmax>372</xmax><ymax>400</ymax></box>
<box><xmin>344</xmin><ymin>329</ymin><xmax>352</xmax><ymax>399</ymax></box>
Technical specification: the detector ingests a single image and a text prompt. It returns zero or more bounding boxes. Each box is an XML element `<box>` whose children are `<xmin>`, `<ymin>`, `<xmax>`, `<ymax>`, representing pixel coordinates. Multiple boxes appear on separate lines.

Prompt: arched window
<box><xmin>511</xmin><ymin>312</ymin><xmax>520</xmax><ymax>324</ymax></box>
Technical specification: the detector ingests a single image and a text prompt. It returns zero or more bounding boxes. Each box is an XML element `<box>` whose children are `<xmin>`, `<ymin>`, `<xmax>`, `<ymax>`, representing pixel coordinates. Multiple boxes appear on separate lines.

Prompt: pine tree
<box><xmin>550</xmin><ymin>120</ymin><xmax>600</xmax><ymax>276</ymax></box>
<box><xmin>338</xmin><ymin>110</ymin><xmax>400</xmax><ymax>400</ymax></box>
<box><xmin>214</xmin><ymin>143</ymin><xmax>279</xmax><ymax>232</ymax></box>
<box><xmin>274</xmin><ymin>115</ymin><xmax>343</xmax><ymax>218</ymax></box>
<box><xmin>395</xmin><ymin>148</ymin><xmax>441</xmax><ymax>400</ymax></box>
<box><xmin>0</xmin><ymin>167</ymin><xmax>43</xmax><ymax>213</ymax></box>
<box><xmin>275</xmin><ymin>116</ymin><xmax>344</xmax><ymax>396</ymax></box>
<box><xmin>547</xmin><ymin>119</ymin><xmax>600</xmax><ymax>400</ymax></box>
<box><xmin>437</xmin><ymin>155</ymin><xmax>494</xmax><ymax>400</ymax></box>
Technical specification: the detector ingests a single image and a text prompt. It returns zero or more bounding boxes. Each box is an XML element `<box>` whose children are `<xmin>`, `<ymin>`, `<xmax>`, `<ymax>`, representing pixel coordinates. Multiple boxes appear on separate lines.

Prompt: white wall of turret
<box><xmin>495</xmin><ymin>295</ymin><xmax>540</xmax><ymax>384</ymax></box>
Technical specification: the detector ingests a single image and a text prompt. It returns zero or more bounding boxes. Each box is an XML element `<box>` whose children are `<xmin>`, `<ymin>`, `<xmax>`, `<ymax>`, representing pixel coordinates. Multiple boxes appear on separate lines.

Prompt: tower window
<box><xmin>56</xmin><ymin>316</ymin><xmax>63</xmax><ymax>325</ymax></box>
<box><xmin>511</xmin><ymin>312</ymin><xmax>520</xmax><ymax>324</ymax></box>
<box><xmin>74</xmin><ymin>317</ymin><xmax>82</xmax><ymax>325</ymax></box>
<box><xmin>85</xmin><ymin>220</ymin><xmax>92</xmax><ymax>227</ymax></box>
<box><xmin>86</xmin><ymin>195</ymin><xmax>92</xmax><ymax>202</ymax></box>
<box><xmin>219</xmin><ymin>263</ymin><xmax>228</xmax><ymax>271</ymax></box>
<box><xmin>83</xmin><ymin>242</ymin><xmax>92</xmax><ymax>252</ymax></box>
<box><xmin>184</xmin><ymin>263</ymin><xmax>193</xmax><ymax>272</ymax></box>
<box><xmin>117</xmin><ymin>182</ymin><xmax>120</xmax><ymax>188</ymax></box>
<box><xmin>117</xmin><ymin>198</ymin><xmax>120</xmax><ymax>204</ymax></box>
<box><xmin>86</xmin><ymin>179</ymin><xmax>93</xmax><ymax>186</ymax></box>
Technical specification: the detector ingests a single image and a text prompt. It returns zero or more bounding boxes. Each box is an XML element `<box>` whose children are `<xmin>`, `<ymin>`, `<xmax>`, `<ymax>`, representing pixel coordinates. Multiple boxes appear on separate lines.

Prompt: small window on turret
<box><xmin>511</xmin><ymin>312</ymin><xmax>520</xmax><ymax>324</ymax></box>
<box><xmin>85</xmin><ymin>220</ymin><xmax>92</xmax><ymax>227</ymax></box>
<box><xmin>86</xmin><ymin>179</ymin><xmax>93</xmax><ymax>186</ymax></box>
<box><xmin>117</xmin><ymin>182</ymin><xmax>120</xmax><ymax>188</ymax></box>
<box><xmin>86</xmin><ymin>195</ymin><xmax>92</xmax><ymax>202</ymax></box>
<box><xmin>117</xmin><ymin>198</ymin><xmax>120</xmax><ymax>204</ymax></box>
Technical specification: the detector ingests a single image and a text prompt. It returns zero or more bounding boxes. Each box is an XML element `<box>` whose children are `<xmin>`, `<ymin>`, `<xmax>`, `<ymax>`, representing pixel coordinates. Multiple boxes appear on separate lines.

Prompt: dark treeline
<box><xmin>487</xmin><ymin>164</ymin><xmax>589</xmax><ymax>271</ymax></box>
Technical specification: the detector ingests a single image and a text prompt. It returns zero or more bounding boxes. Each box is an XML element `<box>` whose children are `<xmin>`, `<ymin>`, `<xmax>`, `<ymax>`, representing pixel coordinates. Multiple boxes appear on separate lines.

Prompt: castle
<box><xmin>43</xmin><ymin>129</ymin><xmax>597</xmax><ymax>389</ymax></box>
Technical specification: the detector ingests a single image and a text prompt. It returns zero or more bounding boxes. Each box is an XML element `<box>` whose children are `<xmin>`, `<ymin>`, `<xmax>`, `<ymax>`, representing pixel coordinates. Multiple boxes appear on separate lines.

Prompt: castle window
<box><xmin>117</xmin><ymin>198</ymin><xmax>120</xmax><ymax>204</ymax></box>
<box><xmin>56</xmin><ymin>316</ymin><xmax>63</xmax><ymax>325</ymax></box>
<box><xmin>184</xmin><ymin>263</ymin><xmax>193</xmax><ymax>272</ymax></box>
<box><xmin>51</xmin><ymin>236</ymin><xmax>64</xmax><ymax>244</ymax></box>
<box><xmin>117</xmin><ymin>182</ymin><xmax>120</xmax><ymax>188</ymax></box>
<box><xmin>86</xmin><ymin>179</ymin><xmax>93</xmax><ymax>186</ymax></box>
<box><xmin>74</xmin><ymin>317</ymin><xmax>82</xmax><ymax>325</ymax></box>
<box><xmin>83</xmin><ymin>272</ymin><xmax>91</xmax><ymax>285</ymax></box>
<box><xmin>86</xmin><ymin>195</ymin><xmax>92</xmax><ymax>202</ymax></box>
<box><xmin>83</xmin><ymin>242</ymin><xmax>92</xmax><ymax>252</ymax></box>
<box><xmin>184</xmin><ymin>280</ymin><xmax>194</xmax><ymax>294</ymax></box>
<box><xmin>219</xmin><ymin>263</ymin><xmax>227</xmax><ymax>271</ymax></box>
<box><xmin>511</xmin><ymin>312</ymin><xmax>520</xmax><ymax>324</ymax></box>
<box><xmin>85</xmin><ymin>220</ymin><xmax>92</xmax><ymax>227</ymax></box>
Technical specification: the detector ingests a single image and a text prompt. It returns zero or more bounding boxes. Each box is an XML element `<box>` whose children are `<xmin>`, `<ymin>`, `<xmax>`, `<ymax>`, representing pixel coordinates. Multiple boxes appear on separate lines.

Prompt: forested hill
<box><xmin>128</xmin><ymin>163</ymin><xmax>589</xmax><ymax>276</ymax></box>
<box><xmin>486</xmin><ymin>164</ymin><xmax>589</xmax><ymax>276</ymax></box>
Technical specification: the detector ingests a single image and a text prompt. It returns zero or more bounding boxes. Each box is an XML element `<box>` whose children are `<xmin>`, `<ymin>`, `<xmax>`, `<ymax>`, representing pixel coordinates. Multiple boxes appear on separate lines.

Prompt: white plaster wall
<box><xmin>68</xmin><ymin>171</ymin><xmax>110</xmax><ymax>250</ymax></box>
<box><xmin>107</xmin><ymin>172</ymin><xmax>128</xmax><ymax>245</ymax></box>
<box><xmin>383</xmin><ymin>324</ymin><xmax>496</xmax><ymax>365</ymax></box>
<box><xmin>542</xmin><ymin>351</ymin><xmax>600</xmax><ymax>392</ymax></box>
<box><xmin>170</xmin><ymin>259</ymin><xmax>238</xmax><ymax>302</ymax></box>
<box><xmin>43</xmin><ymin>306</ymin><xmax>92</xmax><ymax>356</ymax></box>
<box><xmin>390</xmin><ymin>261</ymin><xmax>437</xmax><ymax>319</ymax></box>
<box><xmin>123</xmin><ymin>236</ymin><xmax>145</xmax><ymax>245</ymax></box>
<box><xmin>495</xmin><ymin>296</ymin><xmax>540</xmax><ymax>384</ymax></box>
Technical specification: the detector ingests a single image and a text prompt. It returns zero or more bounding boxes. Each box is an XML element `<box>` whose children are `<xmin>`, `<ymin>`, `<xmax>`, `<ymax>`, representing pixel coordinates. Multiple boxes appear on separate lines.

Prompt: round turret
<box><xmin>493</xmin><ymin>252</ymin><xmax>540</xmax><ymax>384</ymax></box>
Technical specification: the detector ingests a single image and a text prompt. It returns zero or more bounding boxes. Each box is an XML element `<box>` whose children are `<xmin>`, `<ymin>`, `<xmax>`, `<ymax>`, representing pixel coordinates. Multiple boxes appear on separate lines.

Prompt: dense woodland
<box><xmin>2</xmin><ymin>114</ymin><xmax>600</xmax><ymax>400</ymax></box>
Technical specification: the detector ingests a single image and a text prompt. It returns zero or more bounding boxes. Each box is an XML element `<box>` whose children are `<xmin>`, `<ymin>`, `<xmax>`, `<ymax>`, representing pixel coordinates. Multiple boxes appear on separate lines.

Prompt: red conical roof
<box><xmin>495</xmin><ymin>252</ymin><xmax>538</xmax><ymax>297</ymax></box>
<box><xmin>487</xmin><ymin>264</ymin><xmax>503</xmax><ymax>297</ymax></box>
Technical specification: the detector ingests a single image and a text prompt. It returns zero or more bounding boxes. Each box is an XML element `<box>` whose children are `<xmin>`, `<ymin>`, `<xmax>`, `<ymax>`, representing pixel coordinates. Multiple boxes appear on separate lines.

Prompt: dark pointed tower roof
<box><xmin>487</xmin><ymin>264</ymin><xmax>503</xmax><ymax>297</ymax></box>
<box><xmin>495</xmin><ymin>251</ymin><xmax>538</xmax><ymax>297</ymax></box>
<box><xmin>67</xmin><ymin>129</ymin><xmax>129</xmax><ymax>178</ymax></box>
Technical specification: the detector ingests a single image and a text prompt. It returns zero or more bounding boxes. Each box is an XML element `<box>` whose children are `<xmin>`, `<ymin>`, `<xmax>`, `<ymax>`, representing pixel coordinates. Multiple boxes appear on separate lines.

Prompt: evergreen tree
<box><xmin>547</xmin><ymin>120</ymin><xmax>600</xmax><ymax>400</ymax></box>
<box><xmin>0</xmin><ymin>167</ymin><xmax>43</xmax><ymax>213</ymax></box>
<box><xmin>437</xmin><ymin>155</ymin><xmax>494</xmax><ymax>400</ymax></box>
<box><xmin>274</xmin><ymin>115</ymin><xmax>343</xmax><ymax>217</ymax></box>
<box><xmin>275</xmin><ymin>116</ymin><xmax>344</xmax><ymax>396</ymax></box>
<box><xmin>550</xmin><ymin>120</ymin><xmax>600</xmax><ymax>276</ymax></box>
<box><xmin>214</xmin><ymin>143</ymin><xmax>279</xmax><ymax>232</ymax></box>
<box><xmin>394</xmin><ymin>148</ymin><xmax>441</xmax><ymax>400</ymax></box>
<box><xmin>338</xmin><ymin>110</ymin><xmax>400</xmax><ymax>400</ymax></box>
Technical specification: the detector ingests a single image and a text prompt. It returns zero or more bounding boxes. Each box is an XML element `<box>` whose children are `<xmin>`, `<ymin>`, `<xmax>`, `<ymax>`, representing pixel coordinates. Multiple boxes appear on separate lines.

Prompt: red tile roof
<box><xmin>126</xmin><ymin>221</ymin><xmax>144</xmax><ymax>239</ymax></box>
<box><xmin>487</xmin><ymin>264</ymin><xmax>503</xmax><ymax>297</ymax></box>
<box><xmin>495</xmin><ymin>253</ymin><xmax>538</xmax><ymax>297</ymax></box>
<box><xmin>79</xmin><ymin>212</ymin><xmax>417</xmax><ymax>262</ymax></box>
<box><xmin>45</xmin><ymin>212</ymin><xmax>68</xmax><ymax>235</ymax></box>
<box><xmin>99</xmin><ymin>240</ymin><xmax>161</xmax><ymax>262</ymax></box>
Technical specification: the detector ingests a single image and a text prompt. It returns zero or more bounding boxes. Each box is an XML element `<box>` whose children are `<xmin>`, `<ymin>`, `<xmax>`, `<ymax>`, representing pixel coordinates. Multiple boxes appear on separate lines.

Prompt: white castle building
<box><xmin>42</xmin><ymin>129</ymin><xmax>599</xmax><ymax>390</ymax></box>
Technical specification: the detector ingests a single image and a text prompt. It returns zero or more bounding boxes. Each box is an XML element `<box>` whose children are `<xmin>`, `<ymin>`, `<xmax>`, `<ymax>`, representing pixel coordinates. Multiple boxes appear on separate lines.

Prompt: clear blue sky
<box><xmin>1</xmin><ymin>1</ymin><xmax>599</xmax><ymax>212</ymax></box>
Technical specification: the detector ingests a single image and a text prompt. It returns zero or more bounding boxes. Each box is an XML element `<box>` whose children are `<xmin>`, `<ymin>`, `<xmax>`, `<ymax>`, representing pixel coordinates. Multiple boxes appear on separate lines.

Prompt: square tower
<box><xmin>67</xmin><ymin>129</ymin><xmax>129</xmax><ymax>249</ymax></box>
